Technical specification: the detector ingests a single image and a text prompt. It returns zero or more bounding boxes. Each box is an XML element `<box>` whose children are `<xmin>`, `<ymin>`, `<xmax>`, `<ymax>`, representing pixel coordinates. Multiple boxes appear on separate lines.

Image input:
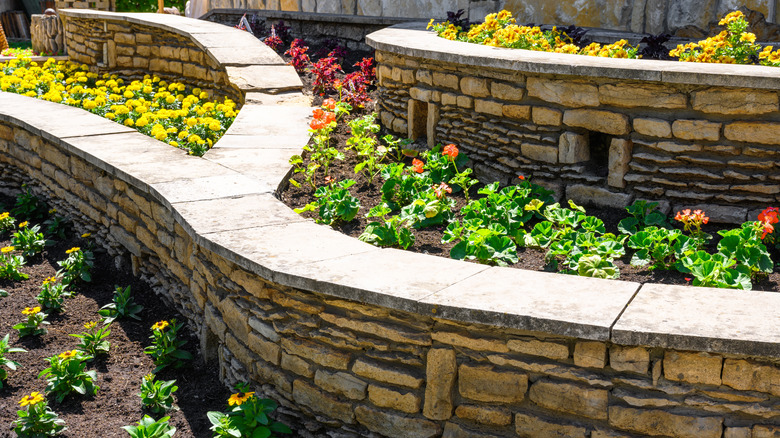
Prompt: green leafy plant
<box><xmin>57</xmin><ymin>246</ymin><xmax>94</xmax><ymax>286</ymax></box>
<box><xmin>122</xmin><ymin>415</ymin><xmax>176</xmax><ymax>438</ymax></box>
<box><xmin>381</xmin><ymin>134</ymin><xmax>415</xmax><ymax>162</ymax></box>
<box><xmin>444</xmin><ymin>220</ymin><xmax>518</xmax><ymax>266</ymax></box>
<box><xmin>99</xmin><ymin>285</ymin><xmax>144</xmax><ymax>324</ymax></box>
<box><xmin>674</xmin><ymin>209</ymin><xmax>712</xmax><ymax>248</ymax></box>
<box><xmin>0</xmin><ymin>245</ymin><xmax>28</xmax><ymax>281</ymax></box>
<box><xmin>11</xmin><ymin>222</ymin><xmax>47</xmax><ymax>258</ymax></box>
<box><xmin>13</xmin><ymin>306</ymin><xmax>49</xmax><ymax>337</ymax></box>
<box><xmin>0</xmin><ymin>333</ymin><xmax>26</xmax><ymax>388</ymax></box>
<box><xmin>626</xmin><ymin>226</ymin><xmax>695</xmax><ymax>270</ymax></box>
<box><xmin>680</xmin><ymin>250</ymin><xmax>752</xmax><ymax>290</ymax></box>
<box><xmin>576</xmin><ymin>254</ymin><xmax>619</xmax><ymax>279</ymax></box>
<box><xmin>295</xmin><ymin>179</ymin><xmax>361</xmax><ymax>225</ymax></box>
<box><xmin>716</xmin><ymin>221</ymin><xmax>774</xmax><ymax>281</ymax></box>
<box><xmin>36</xmin><ymin>275</ymin><xmax>70</xmax><ymax>313</ymax></box>
<box><xmin>12</xmin><ymin>392</ymin><xmax>67</xmax><ymax>437</ymax></box>
<box><xmin>11</xmin><ymin>187</ymin><xmax>48</xmax><ymax>222</ymax></box>
<box><xmin>208</xmin><ymin>383</ymin><xmax>291</xmax><ymax>438</ymax></box>
<box><xmin>379</xmin><ymin>162</ymin><xmax>432</xmax><ymax>211</ymax></box>
<box><xmin>144</xmin><ymin>319</ymin><xmax>192</xmax><ymax>373</ymax></box>
<box><xmin>138</xmin><ymin>374</ymin><xmax>178</xmax><ymax>415</ymax></box>
<box><xmin>289</xmin><ymin>105</ymin><xmax>345</xmax><ymax>188</ymax></box>
<box><xmin>347</xmin><ymin>113</ymin><xmax>386</xmax><ymax>183</ymax></box>
<box><xmin>39</xmin><ymin>349</ymin><xmax>99</xmax><ymax>403</ymax></box>
<box><xmin>0</xmin><ymin>211</ymin><xmax>15</xmax><ymax>233</ymax></box>
<box><xmin>617</xmin><ymin>200</ymin><xmax>668</xmax><ymax>235</ymax></box>
<box><xmin>399</xmin><ymin>183</ymin><xmax>456</xmax><ymax>228</ymax></box>
<box><xmin>359</xmin><ymin>204</ymin><xmax>415</xmax><ymax>249</ymax></box>
<box><xmin>43</xmin><ymin>213</ymin><xmax>71</xmax><ymax>240</ymax></box>
<box><xmin>70</xmin><ymin>321</ymin><xmax>111</xmax><ymax>357</ymax></box>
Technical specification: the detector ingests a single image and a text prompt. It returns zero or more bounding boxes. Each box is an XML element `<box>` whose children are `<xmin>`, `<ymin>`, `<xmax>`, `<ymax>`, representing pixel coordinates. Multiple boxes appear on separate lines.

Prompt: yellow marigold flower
<box><xmin>740</xmin><ymin>32</ymin><xmax>756</xmax><ymax>44</ymax></box>
<box><xmin>719</xmin><ymin>10</ymin><xmax>744</xmax><ymax>26</ymax></box>
<box><xmin>65</xmin><ymin>247</ymin><xmax>81</xmax><ymax>254</ymax></box>
<box><xmin>84</xmin><ymin>321</ymin><xmax>98</xmax><ymax>329</ymax></box>
<box><xmin>1</xmin><ymin>246</ymin><xmax>14</xmax><ymax>253</ymax></box>
<box><xmin>58</xmin><ymin>349</ymin><xmax>78</xmax><ymax>360</ymax></box>
<box><xmin>43</xmin><ymin>276</ymin><xmax>58</xmax><ymax>285</ymax></box>
<box><xmin>22</xmin><ymin>306</ymin><xmax>41</xmax><ymax>315</ymax></box>
<box><xmin>152</xmin><ymin>320</ymin><xmax>169</xmax><ymax>331</ymax></box>
<box><xmin>228</xmin><ymin>391</ymin><xmax>255</xmax><ymax>406</ymax></box>
<box><xmin>19</xmin><ymin>392</ymin><xmax>45</xmax><ymax>407</ymax></box>
<box><xmin>18</xmin><ymin>221</ymin><xmax>28</xmax><ymax>228</ymax></box>
<box><xmin>124</xmin><ymin>118</ymin><xmax>135</xmax><ymax>127</ymax></box>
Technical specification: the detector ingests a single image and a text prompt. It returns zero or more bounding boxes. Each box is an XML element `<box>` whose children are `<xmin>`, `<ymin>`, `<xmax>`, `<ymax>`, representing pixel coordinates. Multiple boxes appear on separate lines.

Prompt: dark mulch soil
<box><xmin>0</xmin><ymin>204</ymin><xmax>231</xmax><ymax>437</ymax></box>
<box><xmin>280</xmin><ymin>47</ymin><xmax>780</xmax><ymax>293</ymax></box>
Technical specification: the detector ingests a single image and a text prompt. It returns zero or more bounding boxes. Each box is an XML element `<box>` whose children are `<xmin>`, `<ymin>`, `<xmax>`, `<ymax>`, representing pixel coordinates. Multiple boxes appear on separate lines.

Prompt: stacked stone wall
<box><xmin>373</xmin><ymin>46</ymin><xmax>780</xmax><ymax>222</ymax></box>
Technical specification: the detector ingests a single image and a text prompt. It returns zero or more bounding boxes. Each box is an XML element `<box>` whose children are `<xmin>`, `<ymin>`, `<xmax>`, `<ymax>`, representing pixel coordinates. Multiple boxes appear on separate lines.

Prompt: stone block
<box><xmin>320</xmin><ymin>313</ymin><xmax>430</xmax><ymax>346</ymax></box>
<box><xmin>753</xmin><ymin>425</ymin><xmax>780</xmax><ymax>438</ymax></box>
<box><xmin>651</xmin><ymin>141</ymin><xmax>702</xmax><ymax>153</ymax></box>
<box><xmin>722</xmin><ymin>359</ymin><xmax>780</xmax><ymax>396</ymax></box>
<box><xmin>724</xmin><ymin>121</ymin><xmax>780</xmax><ymax>145</ymax></box>
<box><xmin>663</xmin><ymin>351</ymin><xmax>722</xmax><ymax>385</ymax></box>
<box><xmin>521</xmin><ymin>143</ymin><xmax>558</xmax><ymax>164</ymax></box>
<box><xmin>528</xmin><ymin>380</ymin><xmax>608</xmax><ymax>420</ymax></box>
<box><xmin>558</xmin><ymin>132</ymin><xmax>589</xmax><ymax>164</ymax></box>
<box><xmin>410</xmin><ymin>87</ymin><xmax>432</xmax><ymax>102</ymax></box>
<box><xmin>356</xmin><ymin>0</ymin><xmax>381</xmax><ymax>15</ymax></box>
<box><xmin>474</xmin><ymin>99</ymin><xmax>503</xmax><ymax>116</ymax></box>
<box><xmin>692</xmin><ymin>88</ymin><xmax>779</xmax><ymax>114</ymax></box>
<box><xmin>507</xmin><ymin>339</ymin><xmax>569</xmax><ymax>360</ymax></box>
<box><xmin>442</xmin><ymin>422</ymin><xmax>496</xmax><ymax>438</ymax></box>
<box><xmin>527</xmin><ymin>77</ymin><xmax>599</xmax><ymax>107</ymax></box>
<box><xmin>563</xmin><ymin>109</ymin><xmax>630</xmax><ymax>136</ymax></box>
<box><xmin>634</xmin><ymin>117</ymin><xmax>672</xmax><ymax>138</ymax></box>
<box><xmin>573</xmin><ymin>341</ymin><xmax>607</xmax><ymax>368</ymax></box>
<box><xmin>515</xmin><ymin>413</ymin><xmax>588</xmax><ymax>438</ymax></box>
<box><xmin>599</xmin><ymin>83</ymin><xmax>686</xmax><ymax>108</ymax></box>
<box><xmin>454</xmin><ymin>405</ymin><xmax>512</xmax><ymax>426</ymax></box>
<box><xmin>672</xmin><ymin>120</ymin><xmax>721</xmax><ymax>141</ymax></box>
<box><xmin>368</xmin><ymin>384</ymin><xmax>420</xmax><ymax>413</ymax></box>
<box><xmin>353</xmin><ymin>358</ymin><xmax>423</xmax><ymax>388</ymax></box>
<box><xmin>279</xmin><ymin>0</ymin><xmax>298</xmax><ymax>10</ymax></box>
<box><xmin>441</xmin><ymin>92</ymin><xmax>458</xmax><ymax>106</ymax></box>
<box><xmin>423</xmin><ymin>349</ymin><xmax>456</xmax><ymax>420</ymax></box>
<box><xmin>609</xmin><ymin>345</ymin><xmax>649</xmax><ymax>374</ymax></box>
<box><xmin>608</xmin><ymin>406</ymin><xmax>722</xmax><ymax>438</ymax></box>
<box><xmin>355</xmin><ymin>405</ymin><xmax>440</xmax><ymax>438</ymax></box>
<box><xmin>608</xmin><ymin>138</ymin><xmax>633</xmax><ymax>188</ymax></box>
<box><xmin>293</xmin><ymin>380</ymin><xmax>355</xmax><ymax>424</ymax></box>
<box><xmin>566</xmin><ymin>185</ymin><xmax>633</xmax><ymax>209</ymax></box>
<box><xmin>532</xmin><ymin>106</ymin><xmax>563</xmax><ymax>126</ymax></box>
<box><xmin>247</xmin><ymin>331</ymin><xmax>281</xmax><ymax>365</ymax></box>
<box><xmin>456</xmin><ymin>95</ymin><xmax>473</xmax><ymax>108</ymax></box>
<box><xmin>114</xmin><ymin>32</ymin><xmax>135</xmax><ymax>45</ymax></box>
<box><xmin>431</xmin><ymin>332</ymin><xmax>508</xmax><ymax>352</ymax></box>
<box><xmin>280</xmin><ymin>352</ymin><xmax>314</xmax><ymax>377</ymax></box>
<box><xmin>491</xmin><ymin>81</ymin><xmax>524</xmax><ymax>101</ymax></box>
<box><xmin>432</xmin><ymin>71</ymin><xmax>460</xmax><ymax>90</ymax></box>
<box><xmin>460</xmin><ymin>76</ymin><xmax>490</xmax><ymax>97</ymax></box>
<box><xmin>458</xmin><ymin>364</ymin><xmax>528</xmax><ymax>403</ymax></box>
<box><xmin>255</xmin><ymin>360</ymin><xmax>292</xmax><ymax>394</ymax></box>
<box><xmin>314</xmin><ymin>369</ymin><xmax>367</xmax><ymax>400</ymax></box>
<box><xmin>723</xmin><ymin>427</ymin><xmax>751</xmax><ymax>438</ymax></box>
<box><xmin>503</xmin><ymin>104</ymin><xmax>531</xmax><ymax>120</ymax></box>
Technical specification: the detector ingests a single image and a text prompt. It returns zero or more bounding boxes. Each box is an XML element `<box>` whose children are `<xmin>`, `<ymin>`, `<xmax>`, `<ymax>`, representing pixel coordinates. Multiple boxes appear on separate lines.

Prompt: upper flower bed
<box><xmin>429</xmin><ymin>10</ymin><xmax>780</xmax><ymax>66</ymax></box>
<box><xmin>0</xmin><ymin>58</ymin><xmax>237</xmax><ymax>156</ymax></box>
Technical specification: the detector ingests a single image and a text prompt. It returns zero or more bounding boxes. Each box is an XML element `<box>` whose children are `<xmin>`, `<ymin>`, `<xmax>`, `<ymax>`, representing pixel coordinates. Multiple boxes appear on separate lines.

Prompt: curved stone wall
<box><xmin>368</xmin><ymin>23</ymin><xmax>780</xmax><ymax>223</ymax></box>
<box><xmin>1</xmin><ymin>11</ymin><xmax>779</xmax><ymax>438</ymax></box>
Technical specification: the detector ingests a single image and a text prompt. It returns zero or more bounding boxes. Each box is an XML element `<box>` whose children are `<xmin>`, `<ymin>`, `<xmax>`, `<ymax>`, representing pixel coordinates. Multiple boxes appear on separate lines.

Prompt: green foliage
<box><xmin>13</xmin><ymin>306</ymin><xmax>49</xmax><ymax>337</ymax></box>
<box><xmin>0</xmin><ymin>333</ymin><xmax>26</xmax><ymax>388</ymax></box>
<box><xmin>717</xmin><ymin>222</ymin><xmax>774</xmax><ymax>281</ymax></box>
<box><xmin>399</xmin><ymin>185</ymin><xmax>455</xmax><ymax>229</ymax></box>
<box><xmin>359</xmin><ymin>204</ymin><xmax>415</xmax><ymax>249</ymax></box>
<box><xmin>680</xmin><ymin>251</ymin><xmax>753</xmax><ymax>290</ymax></box>
<box><xmin>99</xmin><ymin>285</ymin><xmax>144</xmax><ymax>324</ymax></box>
<box><xmin>295</xmin><ymin>179</ymin><xmax>361</xmax><ymax>225</ymax></box>
<box><xmin>347</xmin><ymin>113</ymin><xmax>386</xmax><ymax>183</ymax></box>
<box><xmin>12</xmin><ymin>393</ymin><xmax>66</xmax><ymax>437</ymax></box>
<box><xmin>70</xmin><ymin>321</ymin><xmax>111</xmax><ymax>357</ymax></box>
<box><xmin>121</xmin><ymin>415</ymin><xmax>177</xmax><ymax>438</ymax></box>
<box><xmin>576</xmin><ymin>254</ymin><xmax>619</xmax><ymax>279</ymax></box>
<box><xmin>0</xmin><ymin>211</ymin><xmax>15</xmax><ymax>233</ymax></box>
<box><xmin>0</xmin><ymin>247</ymin><xmax>28</xmax><ymax>281</ymax></box>
<box><xmin>144</xmin><ymin>319</ymin><xmax>192</xmax><ymax>374</ymax></box>
<box><xmin>36</xmin><ymin>276</ymin><xmax>71</xmax><ymax>313</ymax></box>
<box><xmin>626</xmin><ymin>226</ymin><xmax>695</xmax><ymax>270</ymax></box>
<box><xmin>445</xmin><ymin>221</ymin><xmax>518</xmax><ymax>266</ymax></box>
<box><xmin>12</xmin><ymin>187</ymin><xmax>48</xmax><ymax>222</ymax></box>
<box><xmin>39</xmin><ymin>350</ymin><xmax>99</xmax><ymax>403</ymax></box>
<box><xmin>138</xmin><ymin>374</ymin><xmax>178</xmax><ymax>415</ymax></box>
<box><xmin>57</xmin><ymin>247</ymin><xmax>94</xmax><ymax>286</ymax></box>
<box><xmin>617</xmin><ymin>200</ymin><xmax>668</xmax><ymax>235</ymax></box>
<box><xmin>11</xmin><ymin>223</ymin><xmax>47</xmax><ymax>258</ymax></box>
<box><xmin>115</xmin><ymin>0</ymin><xmax>185</xmax><ymax>12</ymax></box>
<box><xmin>380</xmin><ymin>162</ymin><xmax>432</xmax><ymax>211</ymax></box>
<box><xmin>208</xmin><ymin>383</ymin><xmax>291</xmax><ymax>438</ymax></box>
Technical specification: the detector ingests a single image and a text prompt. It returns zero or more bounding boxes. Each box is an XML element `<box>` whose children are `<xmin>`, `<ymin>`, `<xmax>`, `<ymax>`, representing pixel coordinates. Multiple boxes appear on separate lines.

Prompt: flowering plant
<box><xmin>36</xmin><ymin>275</ymin><xmax>71</xmax><ymax>312</ymax></box>
<box><xmin>674</xmin><ymin>209</ymin><xmax>711</xmax><ymax>248</ymax></box>
<box><xmin>0</xmin><ymin>245</ymin><xmax>28</xmax><ymax>281</ymax></box>
<box><xmin>144</xmin><ymin>319</ymin><xmax>192</xmax><ymax>373</ymax></box>
<box><xmin>207</xmin><ymin>383</ymin><xmax>291</xmax><ymax>438</ymax></box>
<box><xmin>11</xmin><ymin>221</ymin><xmax>47</xmax><ymax>258</ymax></box>
<box><xmin>138</xmin><ymin>374</ymin><xmax>178</xmax><ymax>415</ymax></box>
<box><xmin>0</xmin><ymin>333</ymin><xmax>26</xmax><ymax>388</ymax></box>
<box><xmin>0</xmin><ymin>211</ymin><xmax>15</xmax><ymax>232</ymax></box>
<box><xmin>57</xmin><ymin>246</ymin><xmax>94</xmax><ymax>286</ymax></box>
<box><xmin>39</xmin><ymin>349</ymin><xmax>99</xmax><ymax>402</ymax></box>
<box><xmin>121</xmin><ymin>415</ymin><xmax>176</xmax><ymax>438</ymax></box>
<box><xmin>13</xmin><ymin>306</ymin><xmax>48</xmax><ymax>337</ymax></box>
<box><xmin>295</xmin><ymin>179</ymin><xmax>361</xmax><ymax>224</ymax></box>
<box><xmin>70</xmin><ymin>321</ymin><xmax>111</xmax><ymax>357</ymax></box>
<box><xmin>12</xmin><ymin>392</ymin><xmax>66</xmax><ymax>437</ymax></box>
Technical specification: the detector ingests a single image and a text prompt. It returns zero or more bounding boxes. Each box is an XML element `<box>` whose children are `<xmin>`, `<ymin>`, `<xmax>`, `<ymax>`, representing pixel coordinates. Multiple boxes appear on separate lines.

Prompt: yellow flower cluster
<box><xmin>428</xmin><ymin>10</ymin><xmax>640</xmax><ymax>59</ymax></box>
<box><xmin>19</xmin><ymin>391</ymin><xmax>45</xmax><ymax>407</ymax></box>
<box><xmin>0</xmin><ymin>58</ymin><xmax>238</xmax><ymax>156</ymax></box>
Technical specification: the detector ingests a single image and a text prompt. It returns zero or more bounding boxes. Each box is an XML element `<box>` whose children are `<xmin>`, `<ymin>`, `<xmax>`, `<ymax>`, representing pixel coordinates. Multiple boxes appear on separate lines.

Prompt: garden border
<box><xmin>1</xmin><ymin>11</ymin><xmax>779</xmax><ymax>437</ymax></box>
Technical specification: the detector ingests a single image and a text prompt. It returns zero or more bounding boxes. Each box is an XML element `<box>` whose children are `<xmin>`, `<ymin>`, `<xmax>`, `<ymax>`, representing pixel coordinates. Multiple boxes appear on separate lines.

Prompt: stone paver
<box><xmin>173</xmin><ymin>194</ymin><xmax>306</xmax><ymax>235</ymax></box>
<box><xmin>225</xmin><ymin>65</ymin><xmax>304</xmax><ymax>93</ymax></box>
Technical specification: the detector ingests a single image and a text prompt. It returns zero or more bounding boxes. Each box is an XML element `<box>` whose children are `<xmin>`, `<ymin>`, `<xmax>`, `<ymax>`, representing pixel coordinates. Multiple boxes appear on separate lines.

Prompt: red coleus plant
<box><xmin>264</xmin><ymin>35</ymin><xmax>283</xmax><ymax>52</ymax></box>
<box><xmin>285</xmin><ymin>39</ymin><xmax>311</xmax><ymax>73</ymax></box>
<box><xmin>311</xmin><ymin>56</ymin><xmax>343</xmax><ymax>94</ymax></box>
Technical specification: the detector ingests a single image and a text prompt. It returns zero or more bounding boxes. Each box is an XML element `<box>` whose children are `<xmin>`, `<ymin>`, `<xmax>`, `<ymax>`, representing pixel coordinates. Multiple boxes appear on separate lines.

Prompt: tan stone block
<box><xmin>441</xmin><ymin>422</ymin><xmax>498</xmax><ymax>438</ymax></box>
<box><xmin>416</xmin><ymin>70</ymin><xmax>432</xmax><ymax>85</ymax></box>
<box><xmin>433</xmin><ymin>71</ymin><xmax>460</xmax><ymax>90</ymax></box>
<box><xmin>281</xmin><ymin>337</ymin><xmax>350</xmax><ymax>370</ymax></box>
<box><xmin>724</xmin><ymin>121</ymin><xmax>780</xmax><ymax>145</ymax></box>
<box><xmin>314</xmin><ymin>369</ymin><xmax>367</xmax><ymax>400</ymax></box>
<box><xmin>573</xmin><ymin>341</ymin><xmax>607</xmax><ymax>368</ymax></box>
<box><xmin>608</xmin><ymin>406</ymin><xmax>723</xmax><ymax>438</ymax></box>
<box><xmin>692</xmin><ymin>88</ymin><xmax>778</xmax><ymax>114</ymax></box>
<box><xmin>423</xmin><ymin>349</ymin><xmax>456</xmax><ymax>420</ymax></box>
<box><xmin>723</xmin><ymin>427</ymin><xmax>751</xmax><ymax>438</ymax></box>
<box><xmin>722</xmin><ymin>359</ymin><xmax>780</xmax><ymax>396</ymax></box>
<box><xmin>672</xmin><ymin>119</ymin><xmax>721</xmax><ymax>141</ymax></box>
<box><xmin>503</xmin><ymin>104</ymin><xmax>531</xmax><ymax>120</ymax></box>
<box><xmin>218</xmin><ymin>298</ymin><xmax>250</xmax><ymax>343</ymax></box>
<box><xmin>474</xmin><ymin>99</ymin><xmax>503</xmax><ymax>116</ymax></box>
<box><xmin>515</xmin><ymin>413</ymin><xmax>588</xmax><ymax>437</ymax></box>
<box><xmin>368</xmin><ymin>384</ymin><xmax>420</xmax><ymax>413</ymax></box>
<box><xmin>600</xmin><ymin>83</ymin><xmax>687</xmax><ymax>108</ymax></box>
<box><xmin>247</xmin><ymin>331</ymin><xmax>280</xmax><ymax>365</ymax></box>
<box><xmin>610</xmin><ymin>345</ymin><xmax>649</xmax><ymax>374</ymax></box>
<box><xmin>460</xmin><ymin>76</ymin><xmax>489</xmax><ymax>97</ymax></box>
<box><xmin>527</xmin><ymin>77</ymin><xmax>599</xmax><ymax>107</ymax></box>
<box><xmin>293</xmin><ymin>380</ymin><xmax>355</xmax><ymax>424</ymax></box>
<box><xmin>608</xmin><ymin>138</ymin><xmax>633</xmax><ymax>188</ymax></box>
<box><xmin>454</xmin><ymin>405</ymin><xmax>511</xmax><ymax>426</ymax></box>
<box><xmin>320</xmin><ymin>313</ymin><xmax>430</xmax><ymax>346</ymax></box>
<box><xmin>353</xmin><ymin>358</ymin><xmax>423</xmax><ymax>388</ymax></box>
<box><xmin>753</xmin><ymin>425</ymin><xmax>780</xmax><ymax>438</ymax></box>
<box><xmin>280</xmin><ymin>352</ymin><xmax>314</xmax><ymax>377</ymax></box>
<box><xmin>522</xmin><ymin>143</ymin><xmax>559</xmax><ymax>164</ymax></box>
<box><xmin>563</xmin><ymin>109</ymin><xmax>630</xmax><ymax>136</ymax></box>
<box><xmin>377</xmin><ymin>65</ymin><xmax>392</xmax><ymax>85</ymax></box>
<box><xmin>458</xmin><ymin>364</ymin><xmax>528</xmax><ymax>403</ymax></box>
<box><xmin>279</xmin><ymin>0</ymin><xmax>298</xmax><ymax>10</ymax></box>
<box><xmin>507</xmin><ymin>339</ymin><xmax>569</xmax><ymax>360</ymax></box>
<box><xmin>532</xmin><ymin>106</ymin><xmax>562</xmax><ymax>126</ymax></box>
<box><xmin>491</xmin><ymin>81</ymin><xmax>524</xmax><ymax>101</ymax></box>
<box><xmin>225</xmin><ymin>332</ymin><xmax>258</xmax><ymax>367</ymax></box>
<box><xmin>528</xmin><ymin>380</ymin><xmax>608</xmax><ymax>420</ymax></box>
<box><xmin>456</xmin><ymin>95</ymin><xmax>473</xmax><ymax>109</ymax></box>
<box><xmin>114</xmin><ymin>32</ymin><xmax>135</xmax><ymax>45</ymax></box>
<box><xmin>634</xmin><ymin>117</ymin><xmax>672</xmax><ymax>138</ymax></box>
<box><xmin>355</xmin><ymin>405</ymin><xmax>440</xmax><ymax>438</ymax></box>
<box><xmin>271</xmin><ymin>293</ymin><xmax>324</xmax><ymax>314</ymax></box>
<box><xmin>431</xmin><ymin>332</ymin><xmax>508</xmax><ymax>352</ymax></box>
<box><xmin>559</xmin><ymin>132</ymin><xmax>589</xmax><ymax>164</ymax></box>
<box><xmin>441</xmin><ymin>92</ymin><xmax>458</xmax><ymax>106</ymax></box>
<box><xmin>664</xmin><ymin>351</ymin><xmax>723</xmax><ymax>385</ymax></box>
<box><xmin>652</xmin><ymin>141</ymin><xmax>702</xmax><ymax>153</ymax></box>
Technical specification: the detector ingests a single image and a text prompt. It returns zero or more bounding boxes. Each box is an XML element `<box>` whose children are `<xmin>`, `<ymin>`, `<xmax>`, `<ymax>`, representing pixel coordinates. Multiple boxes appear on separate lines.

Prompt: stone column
<box><xmin>31</xmin><ymin>14</ymin><xmax>65</xmax><ymax>56</ymax></box>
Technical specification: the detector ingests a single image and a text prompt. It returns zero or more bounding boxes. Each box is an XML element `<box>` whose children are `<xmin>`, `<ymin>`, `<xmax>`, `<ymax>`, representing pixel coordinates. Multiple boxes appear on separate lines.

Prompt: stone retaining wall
<box><xmin>369</xmin><ymin>23</ymin><xmax>780</xmax><ymax>223</ymax></box>
<box><xmin>1</xmin><ymin>11</ymin><xmax>780</xmax><ymax>438</ymax></box>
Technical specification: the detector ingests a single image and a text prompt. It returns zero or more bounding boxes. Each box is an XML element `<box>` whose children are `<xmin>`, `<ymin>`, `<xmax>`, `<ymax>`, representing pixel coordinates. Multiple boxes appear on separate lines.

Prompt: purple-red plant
<box><xmin>311</xmin><ymin>56</ymin><xmax>343</xmax><ymax>94</ymax></box>
<box><xmin>285</xmin><ymin>39</ymin><xmax>311</xmax><ymax>73</ymax></box>
<box><xmin>342</xmin><ymin>71</ymin><xmax>370</xmax><ymax>107</ymax></box>
<box><xmin>264</xmin><ymin>35</ymin><xmax>283</xmax><ymax>52</ymax></box>
<box><xmin>354</xmin><ymin>57</ymin><xmax>376</xmax><ymax>84</ymax></box>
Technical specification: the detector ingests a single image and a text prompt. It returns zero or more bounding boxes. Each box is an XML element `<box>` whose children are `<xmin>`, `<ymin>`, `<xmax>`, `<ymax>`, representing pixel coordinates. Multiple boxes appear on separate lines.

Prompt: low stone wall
<box><xmin>2</xmin><ymin>11</ymin><xmax>780</xmax><ymax>438</ymax></box>
<box><xmin>369</xmin><ymin>23</ymin><xmax>780</xmax><ymax>223</ymax></box>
